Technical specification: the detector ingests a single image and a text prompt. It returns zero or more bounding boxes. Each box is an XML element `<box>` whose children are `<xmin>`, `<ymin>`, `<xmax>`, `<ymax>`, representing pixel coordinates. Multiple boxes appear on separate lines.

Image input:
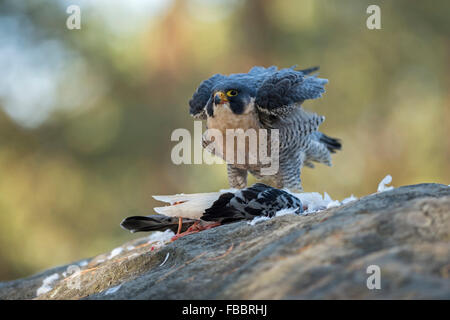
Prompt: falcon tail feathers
<box><xmin>319</xmin><ymin>132</ymin><xmax>342</xmax><ymax>153</ymax></box>
<box><xmin>297</xmin><ymin>66</ymin><xmax>320</xmax><ymax>75</ymax></box>
<box><xmin>120</xmin><ymin>215</ymin><xmax>196</xmax><ymax>233</ymax></box>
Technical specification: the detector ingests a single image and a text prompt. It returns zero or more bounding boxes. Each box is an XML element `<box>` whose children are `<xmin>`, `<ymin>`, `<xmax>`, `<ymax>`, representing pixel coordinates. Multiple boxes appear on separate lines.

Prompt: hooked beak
<box><xmin>214</xmin><ymin>91</ymin><xmax>228</xmax><ymax>105</ymax></box>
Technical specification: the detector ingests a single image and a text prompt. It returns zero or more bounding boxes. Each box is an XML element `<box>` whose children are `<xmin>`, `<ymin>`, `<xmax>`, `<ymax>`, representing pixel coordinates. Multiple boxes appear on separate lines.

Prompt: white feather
<box><xmin>153</xmin><ymin>192</ymin><xmax>220</xmax><ymax>204</ymax></box>
<box><xmin>377</xmin><ymin>174</ymin><xmax>394</xmax><ymax>192</ymax></box>
<box><xmin>153</xmin><ymin>192</ymin><xmax>224</xmax><ymax>219</ymax></box>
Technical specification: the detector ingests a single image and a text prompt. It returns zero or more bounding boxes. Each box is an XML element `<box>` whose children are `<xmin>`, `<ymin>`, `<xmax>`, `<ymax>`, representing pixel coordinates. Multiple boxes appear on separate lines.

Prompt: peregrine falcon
<box><xmin>189</xmin><ymin>65</ymin><xmax>341</xmax><ymax>191</ymax></box>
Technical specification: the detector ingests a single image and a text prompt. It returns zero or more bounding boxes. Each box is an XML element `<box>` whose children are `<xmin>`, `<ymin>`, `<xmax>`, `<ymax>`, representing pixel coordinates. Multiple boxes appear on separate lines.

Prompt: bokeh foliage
<box><xmin>0</xmin><ymin>0</ymin><xmax>449</xmax><ymax>280</ymax></box>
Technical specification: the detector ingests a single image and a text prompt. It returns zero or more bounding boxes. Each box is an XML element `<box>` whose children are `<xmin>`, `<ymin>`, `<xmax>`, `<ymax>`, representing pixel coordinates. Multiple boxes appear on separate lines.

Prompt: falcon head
<box><xmin>206</xmin><ymin>82</ymin><xmax>256</xmax><ymax>117</ymax></box>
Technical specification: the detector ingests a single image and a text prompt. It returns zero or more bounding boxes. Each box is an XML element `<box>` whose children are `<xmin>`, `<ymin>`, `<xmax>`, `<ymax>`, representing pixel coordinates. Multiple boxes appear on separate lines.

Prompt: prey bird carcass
<box><xmin>121</xmin><ymin>183</ymin><xmax>306</xmax><ymax>240</ymax></box>
<box><xmin>120</xmin><ymin>183</ymin><xmax>348</xmax><ymax>240</ymax></box>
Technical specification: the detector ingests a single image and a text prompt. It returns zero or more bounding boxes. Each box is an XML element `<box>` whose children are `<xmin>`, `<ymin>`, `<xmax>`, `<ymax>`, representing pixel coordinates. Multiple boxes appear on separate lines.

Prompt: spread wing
<box><xmin>188</xmin><ymin>74</ymin><xmax>225</xmax><ymax>119</ymax></box>
<box><xmin>255</xmin><ymin>67</ymin><xmax>328</xmax><ymax>117</ymax></box>
<box><xmin>188</xmin><ymin>66</ymin><xmax>326</xmax><ymax>119</ymax></box>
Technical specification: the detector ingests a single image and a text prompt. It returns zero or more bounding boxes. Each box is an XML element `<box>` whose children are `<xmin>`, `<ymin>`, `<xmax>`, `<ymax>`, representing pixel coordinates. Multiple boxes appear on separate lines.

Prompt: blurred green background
<box><xmin>0</xmin><ymin>0</ymin><xmax>448</xmax><ymax>281</ymax></box>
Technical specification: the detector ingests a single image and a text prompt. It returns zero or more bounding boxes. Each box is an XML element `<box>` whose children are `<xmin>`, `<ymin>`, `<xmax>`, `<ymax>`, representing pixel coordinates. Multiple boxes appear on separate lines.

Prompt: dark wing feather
<box><xmin>312</xmin><ymin>131</ymin><xmax>342</xmax><ymax>153</ymax></box>
<box><xmin>189</xmin><ymin>66</ymin><xmax>325</xmax><ymax>119</ymax></box>
<box><xmin>189</xmin><ymin>74</ymin><xmax>225</xmax><ymax>119</ymax></box>
<box><xmin>255</xmin><ymin>67</ymin><xmax>328</xmax><ymax>116</ymax></box>
<box><xmin>120</xmin><ymin>215</ymin><xmax>196</xmax><ymax>233</ymax></box>
<box><xmin>201</xmin><ymin>183</ymin><xmax>303</xmax><ymax>223</ymax></box>
<box><xmin>297</xmin><ymin>66</ymin><xmax>320</xmax><ymax>75</ymax></box>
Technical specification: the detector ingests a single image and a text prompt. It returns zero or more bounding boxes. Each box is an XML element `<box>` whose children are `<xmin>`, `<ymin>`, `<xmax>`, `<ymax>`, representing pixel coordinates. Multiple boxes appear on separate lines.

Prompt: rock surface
<box><xmin>1</xmin><ymin>183</ymin><xmax>449</xmax><ymax>300</ymax></box>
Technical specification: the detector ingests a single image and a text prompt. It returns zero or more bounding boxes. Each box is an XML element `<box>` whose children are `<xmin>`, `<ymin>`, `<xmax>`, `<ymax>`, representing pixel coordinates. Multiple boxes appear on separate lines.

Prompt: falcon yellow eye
<box><xmin>226</xmin><ymin>90</ymin><xmax>238</xmax><ymax>97</ymax></box>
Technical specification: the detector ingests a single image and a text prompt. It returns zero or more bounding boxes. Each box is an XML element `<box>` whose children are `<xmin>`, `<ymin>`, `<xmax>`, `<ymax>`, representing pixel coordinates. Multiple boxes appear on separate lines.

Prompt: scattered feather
<box><xmin>378</xmin><ymin>174</ymin><xmax>394</xmax><ymax>192</ymax></box>
<box><xmin>159</xmin><ymin>252</ymin><xmax>170</xmax><ymax>266</ymax></box>
<box><xmin>147</xmin><ymin>229</ymin><xmax>174</xmax><ymax>244</ymax></box>
<box><xmin>78</xmin><ymin>260</ymin><xmax>88</xmax><ymax>267</ymax></box>
<box><xmin>326</xmin><ymin>200</ymin><xmax>341</xmax><ymax>209</ymax></box>
<box><xmin>144</xmin><ymin>229</ymin><xmax>175</xmax><ymax>250</ymax></box>
<box><xmin>247</xmin><ymin>216</ymin><xmax>270</xmax><ymax>225</ymax></box>
<box><xmin>275</xmin><ymin>208</ymin><xmax>300</xmax><ymax>217</ymax></box>
<box><xmin>104</xmin><ymin>284</ymin><xmax>122</xmax><ymax>295</ymax></box>
<box><xmin>107</xmin><ymin>247</ymin><xmax>124</xmax><ymax>259</ymax></box>
<box><xmin>342</xmin><ymin>195</ymin><xmax>358</xmax><ymax>204</ymax></box>
<box><xmin>36</xmin><ymin>273</ymin><xmax>59</xmax><ymax>296</ymax></box>
<box><xmin>290</xmin><ymin>191</ymin><xmax>332</xmax><ymax>213</ymax></box>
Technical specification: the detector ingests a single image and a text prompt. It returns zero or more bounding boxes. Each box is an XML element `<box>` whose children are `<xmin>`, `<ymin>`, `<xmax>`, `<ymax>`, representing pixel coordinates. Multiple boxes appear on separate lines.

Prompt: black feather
<box><xmin>120</xmin><ymin>215</ymin><xmax>196</xmax><ymax>233</ymax></box>
<box><xmin>297</xmin><ymin>66</ymin><xmax>320</xmax><ymax>75</ymax></box>
<box><xmin>202</xmin><ymin>193</ymin><xmax>245</xmax><ymax>223</ymax></box>
<box><xmin>201</xmin><ymin>183</ymin><xmax>303</xmax><ymax>223</ymax></box>
<box><xmin>255</xmin><ymin>68</ymin><xmax>328</xmax><ymax>112</ymax></box>
<box><xmin>318</xmin><ymin>132</ymin><xmax>342</xmax><ymax>153</ymax></box>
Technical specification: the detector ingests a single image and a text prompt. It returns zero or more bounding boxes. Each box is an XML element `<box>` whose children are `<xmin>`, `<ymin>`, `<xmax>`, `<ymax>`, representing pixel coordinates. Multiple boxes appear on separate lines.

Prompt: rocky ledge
<box><xmin>1</xmin><ymin>183</ymin><xmax>449</xmax><ymax>300</ymax></box>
